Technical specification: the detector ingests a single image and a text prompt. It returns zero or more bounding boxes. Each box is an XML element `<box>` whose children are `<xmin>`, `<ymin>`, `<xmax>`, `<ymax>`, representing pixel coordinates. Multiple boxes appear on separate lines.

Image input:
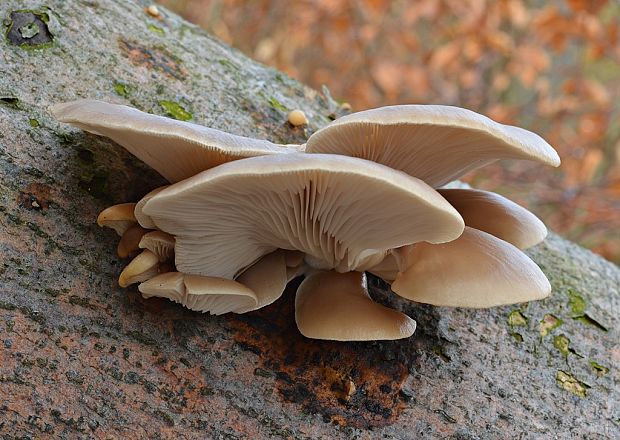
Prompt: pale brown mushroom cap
<box><xmin>118</xmin><ymin>249</ymin><xmax>160</xmax><ymax>287</ymax></box>
<box><xmin>183</xmin><ymin>274</ymin><xmax>258</xmax><ymax>315</ymax></box>
<box><xmin>235</xmin><ymin>249</ymin><xmax>289</xmax><ymax>312</ymax></box>
<box><xmin>143</xmin><ymin>154</ymin><xmax>465</xmax><ymax>279</ymax></box>
<box><xmin>117</xmin><ymin>225</ymin><xmax>148</xmax><ymax>259</ymax></box>
<box><xmin>97</xmin><ymin>203</ymin><xmax>137</xmax><ymax>235</ymax></box>
<box><xmin>438</xmin><ymin>188</ymin><xmax>547</xmax><ymax>249</ymax></box>
<box><xmin>295</xmin><ymin>271</ymin><xmax>416</xmax><ymax>341</ymax></box>
<box><xmin>138</xmin><ymin>272</ymin><xmax>258</xmax><ymax>314</ymax></box>
<box><xmin>51</xmin><ymin>100</ymin><xmax>302</xmax><ymax>183</ymax></box>
<box><xmin>138</xmin><ymin>231</ymin><xmax>175</xmax><ymax>262</ymax></box>
<box><xmin>305</xmin><ymin>105</ymin><xmax>560</xmax><ymax>188</ymax></box>
<box><xmin>134</xmin><ymin>186</ymin><xmax>169</xmax><ymax>229</ymax></box>
<box><xmin>391</xmin><ymin>227</ymin><xmax>551</xmax><ymax>308</ymax></box>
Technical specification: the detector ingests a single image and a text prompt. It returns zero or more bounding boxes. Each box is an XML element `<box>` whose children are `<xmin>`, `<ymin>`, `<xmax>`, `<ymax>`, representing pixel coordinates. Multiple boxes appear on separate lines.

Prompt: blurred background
<box><xmin>158</xmin><ymin>0</ymin><xmax>620</xmax><ymax>264</ymax></box>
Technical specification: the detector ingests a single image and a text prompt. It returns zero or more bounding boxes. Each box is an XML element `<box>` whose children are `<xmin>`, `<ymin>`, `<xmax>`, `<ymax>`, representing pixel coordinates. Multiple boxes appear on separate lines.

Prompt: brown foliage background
<box><xmin>157</xmin><ymin>0</ymin><xmax>620</xmax><ymax>264</ymax></box>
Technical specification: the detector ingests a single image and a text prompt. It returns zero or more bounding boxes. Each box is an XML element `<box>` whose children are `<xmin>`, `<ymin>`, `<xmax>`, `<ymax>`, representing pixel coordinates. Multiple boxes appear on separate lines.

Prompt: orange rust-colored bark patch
<box><xmin>118</xmin><ymin>39</ymin><xmax>187</xmax><ymax>80</ymax></box>
<box><xmin>18</xmin><ymin>182</ymin><xmax>53</xmax><ymax>211</ymax></box>
<box><xmin>228</xmin><ymin>279</ymin><xmax>418</xmax><ymax>429</ymax></box>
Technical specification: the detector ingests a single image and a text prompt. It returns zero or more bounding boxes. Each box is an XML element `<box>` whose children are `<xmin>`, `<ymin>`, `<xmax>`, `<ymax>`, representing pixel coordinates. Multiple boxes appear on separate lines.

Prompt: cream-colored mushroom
<box><xmin>52</xmin><ymin>100</ymin><xmax>302</xmax><ymax>183</ymax></box>
<box><xmin>295</xmin><ymin>271</ymin><xmax>416</xmax><ymax>341</ymax></box>
<box><xmin>97</xmin><ymin>203</ymin><xmax>137</xmax><ymax>235</ymax></box>
<box><xmin>235</xmin><ymin>249</ymin><xmax>289</xmax><ymax>312</ymax></box>
<box><xmin>118</xmin><ymin>249</ymin><xmax>160</xmax><ymax>287</ymax></box>
<box><xmin>390</xmin><ymin>227</ymin><xmax>551</xmax><ymax>308</ymax></box>
<box><xmin>134</xmin><ymin>186</ymin><xmax>169</xmax><ymax>229</ymax></box>
<box><xmin>305</xmin><ymin>105</ymin><xmax>560</xmax><ymax>187</ymax></box>
<box><xmin>117</xmin><ymin>225</ymin><xmax>148</xmax><ymax>258</ymax></box>
<box><xmin>437</xmin><ymin>188</ymin><xmax>547</xmax><ymax>249</ymax></box>
<box><xmin>138</xmin><ymin>272</ymin><xmax>258</xmax><ymax>315</ymax></box>
<box><xmin>142</xmin><ymin>154</ymin><xmax>465</xmax><ymax>280</ymax></box>
<box><xmin>138</xmin><ymin>231</ymin><xmax>175</xmax><ymax>262</ymax></box>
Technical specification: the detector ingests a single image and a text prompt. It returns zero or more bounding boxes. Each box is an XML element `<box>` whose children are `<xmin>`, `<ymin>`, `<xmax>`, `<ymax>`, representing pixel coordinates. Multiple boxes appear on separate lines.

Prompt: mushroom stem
<box><xmin>295</xmin><ymin>271</ymin><xmax>416</xmax><ymax>341</ymax></box>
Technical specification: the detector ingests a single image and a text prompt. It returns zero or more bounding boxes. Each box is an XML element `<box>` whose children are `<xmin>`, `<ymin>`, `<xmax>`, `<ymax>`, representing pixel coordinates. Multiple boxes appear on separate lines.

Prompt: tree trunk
<box><xmin>0</xmin><ymin>1</ymin><xmax>618</xmax><ymax>438</ymax></box>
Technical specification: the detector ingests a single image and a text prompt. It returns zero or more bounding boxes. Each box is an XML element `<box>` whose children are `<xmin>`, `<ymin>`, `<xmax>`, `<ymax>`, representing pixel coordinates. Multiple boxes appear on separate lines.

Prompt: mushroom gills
<box><xmin>305</xmin><ymin>105</ymin><xmax>560</xmax><ymax>187</ymax></box>
<box><xmin>143</xmin><ymin>154</ymin><xmax>464</xmax><ymax>279</ymax></box>
<box><xmin>51</xmin><ymin>100</ymin><xmax>302</xmax><ymax>183</ymax></box>
<box><xmin>138</xmin><ymin>272</ymin><xmax>258</xmax><ymax>315</ymax></box>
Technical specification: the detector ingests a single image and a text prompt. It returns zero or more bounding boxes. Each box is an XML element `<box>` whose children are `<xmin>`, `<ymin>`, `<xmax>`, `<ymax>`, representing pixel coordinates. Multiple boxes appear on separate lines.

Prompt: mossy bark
<box><xmin>0</xmin><ymin>1</ymin><xmax>618</xmax><ymax>438</ymax></box>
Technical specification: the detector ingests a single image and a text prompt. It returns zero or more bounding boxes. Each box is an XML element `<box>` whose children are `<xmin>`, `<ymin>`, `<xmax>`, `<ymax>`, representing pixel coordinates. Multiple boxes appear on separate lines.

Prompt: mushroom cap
<box><xmin>235</xmin><ymin>249</ymin><xmax>289</xmax><ymax>312</ymax></box>
<box><xmin>438</xmin><ymin>188</ymin><xmax>547</xmax><ymax>249</ymax></box>
<box><xmin>117</xmin><ymin>225</ymin><xmax>148</xmax><ymax>259</ymax></box>
<box><xmin>138</xmin><ymin>272</ymin><xmax>258</xmax><ymax>314</ymax></box>
<box><xmin>143</xmin><ymin>154</ymin><xmax>465</xmax><ymax>279</ymax></box>
<box><xmin>97</xmin><ymin>203</ymin><xmax>137</xmax><ymax>235</ymax></box>
<box><xmin>135</xmin><ymin>186</ymin><xmax>169</xmax><ymax>229</ymax></box>
<box><xmin>305</xmin><ymin>105</ymin><xmax>560</xmax><ymax>187</ymax></box>
<box><xmin>183</xmin><ymin>274</ymin><xmax>258</xmax><ymax>314</ymax></box>
<box><xmin>390</xmin><ymin>227</ymin><xmax>551</xmax><ymax>308</ymax></box>
<box><xmin>51</xmin><ymin>100</ymin><xmax>302</xmax><ymax>183</ymax></box>
<box><xmin>138</xmin><ymin>231</ymin><xmax>175</xmax><ymax>262</ymax></box>
<box><xmin>118</xmin><ymin>249</ymin><xmax>160</xmax><ymax>287</ymax></box>
<box><xmin>295</xmin><ymin>271</ymin><xmax>416</xmax><ymax>341</ymax></box>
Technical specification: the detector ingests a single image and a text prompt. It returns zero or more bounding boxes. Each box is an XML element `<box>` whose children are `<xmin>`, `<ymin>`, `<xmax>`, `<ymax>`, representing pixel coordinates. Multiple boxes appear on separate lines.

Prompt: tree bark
<box><xmin>0</xmin><ymin>1</ymin><xmax>618</xmax><ymax>438</ymax></box>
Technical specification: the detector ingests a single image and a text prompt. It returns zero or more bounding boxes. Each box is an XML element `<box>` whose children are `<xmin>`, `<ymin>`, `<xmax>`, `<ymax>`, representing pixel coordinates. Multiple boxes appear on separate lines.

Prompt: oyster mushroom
<box><xmin>51</xmin><ymin>100</ymin><xmax>302</xmax><ymax>183</ymax></box>
<box><xmin>437</xmin><ymin>188</ymin><xmax>547</xmax><ymax>249</ymax></box>
<box><xmin>295</xmin><ymin>271</ymin><xmax>416</xmax><ymax>341</ymax></box>
<box><xmin>390</xmin><ymin>227</ymin><xmax>551</xmax><ymax>308</ymax></box>
<box><xmin>138</xmin><ymin>272</ymin><xmax>258</xmax><ymax>314</ymax></box>
<box><xmin>118</xmin><ymin>249</ymin><xmax>160</xmax><ymax>287</ymax></box>
<box><xmin>138</xmin><ymin>231</ymin><xmax>175</xmax><ymax>262</ymax></box>
<box><xmin>304</xmin><ymin>104</ymin><xmax>560</xmax><ymax>188</ymax></box>
<box><xmin>97</xmin><ymin>203</ymin><xmax>137</xmax><ymax>235</ymax></box>
<box><xmin>141</xmin><ymin>153</ymin><xmax>465</xmax><ymax>280</ymax></box>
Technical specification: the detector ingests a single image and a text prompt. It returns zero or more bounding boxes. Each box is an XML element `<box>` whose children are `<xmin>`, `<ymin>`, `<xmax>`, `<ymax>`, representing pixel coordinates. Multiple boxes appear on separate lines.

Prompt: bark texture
<box><xmin>0</xmin><ymin>1</ymin><xmax>618</xmax><ymax>438</ymax></box>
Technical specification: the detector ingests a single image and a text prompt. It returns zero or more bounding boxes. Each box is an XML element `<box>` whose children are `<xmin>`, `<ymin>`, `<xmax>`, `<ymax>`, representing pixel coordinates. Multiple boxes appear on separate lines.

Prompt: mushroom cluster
<box><xmin>52</xmin><ymin>100</ymin><xmax>560</xmax><ymax>341</ymax></box>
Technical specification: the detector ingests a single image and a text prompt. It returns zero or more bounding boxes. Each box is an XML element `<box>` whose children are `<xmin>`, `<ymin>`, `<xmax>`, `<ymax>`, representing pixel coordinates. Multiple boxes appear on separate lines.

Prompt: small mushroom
<box><xmin>118</xmin><ymin>249</ymin><xmax>160</xmax><ymax>287</ymax></box>
<box><xmin>288</xmin><ymin>110</ymin><xmax>308</xmax><ymax>126</ymax></box>
<box><xmin>117</xmin><ymin>225</ymin><xmax>148</xmax><ymax>258</ymax></box>
<box><xmin>51</xmin><ymin>100</ymin><xmax>302</xmax><ymax>183</ymax></box>
<box><xmin>143</xmin><ymin>154</ymin><xmax>464</xmax><ymax>279</ymax></box>
<box><xmin>295</xmin><ymin>271</ymin><xmax>416</xmax><ymax>341</ymax></box>
<box><xmin>390</xmin><ymin>227</ymin><xmax>551</xmax><ymax>308</ymax></box>
<box><xmin>305</xmin><ymin>105</ymin><xmax>560</xmax><ymax>187</ymax></box>
<box><xmin>138</xmin><ymin>272</ymin><xmax>257</xmax><ymax>314</ymax></box>
<box><xmin>437</xmin><ymin>188</ymin><xmax>547</xmax><ymax>249</ymax></box>
<box><xmin>235</xmin><ymin>249</ymin><xmax>289</xmax><ymax>312</ymax></box>
<box><xmin>138</xmin><ymin>231</ymin><xmax>175</xmax><ymax>262</ymax></box>
<box><xmin>97</xmin><ymin>203</ymin><xmax>137</xmax><ymax>235</ymax></box>
<box><xmin>134</xmin><ymin>186</ymin><xmax>169</xmax><ymax>229</ymax></box>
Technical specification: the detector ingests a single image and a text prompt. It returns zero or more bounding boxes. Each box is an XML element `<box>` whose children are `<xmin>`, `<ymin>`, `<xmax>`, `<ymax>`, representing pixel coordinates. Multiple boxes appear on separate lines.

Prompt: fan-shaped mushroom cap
<box><xmin>143</xmin><ymin>154</ymin><xmax>465</xmax><ymax>279</ymax></box>
<box><xmin>438</xmin><ymin>188</ymin><xmax>547</xmax><ymax>249</ymax></box>
<box><xmin>391</xmin><ymin>227</ymin><xmax>551</xmax><ymax>308</ymax></box>
<box><xmin>295</xmin><ymin>271</ymin><xmax>416</xmax><ymax>341</ymax></box>
<box><xmin>305</xmin><ymin>105</ymin><xmax>560</xmax><ymax>187</ymax></box>
<box><xmin>51</xmin><ymin>100</ymin><xmax>302</xmax><ymax>183</ymax></box>
<box><xmin>235</xmin><ymin>249</ymin><xmax>289</xmax><ymax>312</ymax></box>
<box><xmin>183</xmin><ymin>274</ymin><xmax>258</xmax><ymax>314</ymax></box>
<box><xmin>97</xmin><ymin>203</ymin><xmax>137</xmax><ymax>235</ymax></box>
<box><xmin>117</xmin><ymin>225</ymin><xmax>148</xmax><ymax>258</ymax></box>
<box><xmin>138</xmin><ymin>231</ymin><xmax>175</xmax><ymax>262</ymax></box>
<box><xmin>118</xmin><ymin>249</ymin><xmax>160</xmax><ymax>287</ymax></box>
<box><xmin>135</xmin><ymin>186</ymin><xmax>169</xmax><ymax>229</ymax></box>
<box><xmin>138</xmin><ymin>272</ymin><xmax>258</xmax><ymax>314</ymax></box>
